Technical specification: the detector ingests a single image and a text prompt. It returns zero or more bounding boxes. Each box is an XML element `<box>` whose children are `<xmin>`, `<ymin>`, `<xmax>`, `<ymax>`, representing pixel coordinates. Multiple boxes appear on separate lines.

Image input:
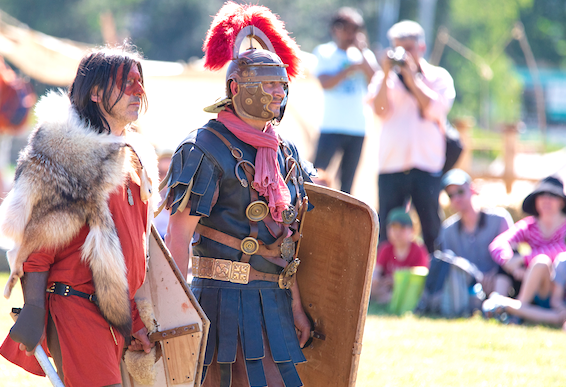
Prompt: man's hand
<box><xmin>292</xmin><ymin>305</ymin><xmax>311</xmax><ymax>348</ymax></box>
<box><xmin>18</xmin><ymin>332</ymin><xmax>44</xmax><ymax>357</ymax></box>
<box><xmin>128</xmin><ymin>326</ymin><xmax>154</xmax><ymax>353</ymax></box>
<box><xmin>398</xmin><ymin>52</ymin><xmax>420</xmax><ymax>87</ymax></box>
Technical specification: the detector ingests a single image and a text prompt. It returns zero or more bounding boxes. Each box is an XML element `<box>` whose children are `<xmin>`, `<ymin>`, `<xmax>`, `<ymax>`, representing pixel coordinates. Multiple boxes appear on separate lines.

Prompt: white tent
<box><xmin>0</xmin><ymin>10</ymin><xmax>323</xmax><ymax>156</ymax></box>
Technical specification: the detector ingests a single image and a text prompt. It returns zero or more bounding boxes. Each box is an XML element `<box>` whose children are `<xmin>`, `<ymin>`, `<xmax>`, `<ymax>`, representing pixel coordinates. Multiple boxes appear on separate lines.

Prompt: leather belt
<box><xmin>195</xmin><ymin>224</ymin><xmax>294</xmax><ymax>268</ymax></box>
<box><xmin>192</xmin><ymin>256</ymin><xmax>280</xmax><ymax>284</ymax></box>
<box><xmin>46</xmin><ymin>282</ymin><xmax>99</xmax><ymax>305</ymax></box>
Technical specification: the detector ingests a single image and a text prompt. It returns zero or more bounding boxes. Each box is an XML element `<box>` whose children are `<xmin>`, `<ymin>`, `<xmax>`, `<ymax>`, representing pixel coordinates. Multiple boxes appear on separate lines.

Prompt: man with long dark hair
<box><xmin>0</xmin><ymin>44</ymin><xmax>159</xmax><ymax>386</ymax></box>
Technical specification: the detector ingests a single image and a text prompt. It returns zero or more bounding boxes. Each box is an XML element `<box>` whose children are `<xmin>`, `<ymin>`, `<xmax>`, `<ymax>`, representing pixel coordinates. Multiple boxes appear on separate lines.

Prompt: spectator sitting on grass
<box><xmin>437</xmin><ymin>169</ymin><xmax>514</xmax><ymax>296</ymax></box>
<box><xmin>484</xmin><ymin>175</ymin><xmax>566</xmax><ymax>324</ymax></box>
<box><xmin>371</xmin><ymin>207</ymin><xmax>430</xmax><ymax>304</ymax></box>
<box><xmin>483</xmin><ymin>254</ymin><xmax>566</xmax><ymax>326</ymax></box>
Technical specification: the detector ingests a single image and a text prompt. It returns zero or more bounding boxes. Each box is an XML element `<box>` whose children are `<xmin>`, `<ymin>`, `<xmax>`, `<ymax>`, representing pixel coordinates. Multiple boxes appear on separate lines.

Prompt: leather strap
<box><xmin>47</xmin><ymin>282</ymin><xmax>99</xmax><ymax>305</ymax></box>
<box><xmin>195</xmin><ymin>224</ymin><xmax>290</xmax><ymax>268</ymax></box>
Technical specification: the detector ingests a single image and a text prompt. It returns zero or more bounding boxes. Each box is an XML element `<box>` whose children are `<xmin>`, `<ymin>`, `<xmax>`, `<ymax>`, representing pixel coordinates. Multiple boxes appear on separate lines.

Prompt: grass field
<box><xmin>1</xmin><ymin>273</ymin><xmax>565</xmax><ymax>386</ymax></box>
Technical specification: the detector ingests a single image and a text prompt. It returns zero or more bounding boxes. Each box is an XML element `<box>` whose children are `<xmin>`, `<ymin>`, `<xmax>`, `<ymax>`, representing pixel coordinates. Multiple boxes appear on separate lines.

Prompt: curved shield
<box><xmin>296</xmin><ymin>183</ymin><xmax>379</xmax><ymax>387</ymax></box>
<box><xmin>121</xmin><ymin>226</ymin><xmax>210</xmax><ymax>387</ymax></box>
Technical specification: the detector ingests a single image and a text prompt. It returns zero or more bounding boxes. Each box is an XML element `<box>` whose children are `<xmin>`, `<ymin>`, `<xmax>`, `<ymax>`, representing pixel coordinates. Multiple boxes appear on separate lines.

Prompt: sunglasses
<box><xmin>446</xmin><ymin>188</ymin><xmax>466</xmax><ymax>199</ymax></box>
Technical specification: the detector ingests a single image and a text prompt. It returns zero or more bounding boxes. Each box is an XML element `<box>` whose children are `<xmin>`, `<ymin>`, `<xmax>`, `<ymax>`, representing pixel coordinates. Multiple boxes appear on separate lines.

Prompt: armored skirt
<box><xmin>165</xmin><ymin>120</ymin><xmax>314</xmax><ymax>387</ymax></box>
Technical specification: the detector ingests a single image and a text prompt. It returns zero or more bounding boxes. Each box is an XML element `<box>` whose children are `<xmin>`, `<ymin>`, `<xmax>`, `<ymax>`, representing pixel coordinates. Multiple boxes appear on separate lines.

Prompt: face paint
<box><xmin>115</xmin><ymin>64</ymin><xmax>145</xmax><ymax>96</ymax></box>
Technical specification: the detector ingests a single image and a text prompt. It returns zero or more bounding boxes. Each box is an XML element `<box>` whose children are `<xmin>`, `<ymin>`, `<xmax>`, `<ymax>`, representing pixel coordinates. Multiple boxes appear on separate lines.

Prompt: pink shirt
<box><xmin>368</xmin><ymin>59</ymin><xmax>455</xmax><ymax>173</ymax></box>
<box><xmin>489</xmin><ymin>216</ymin><xmax>566</xmax><ymax>267</ymax></box>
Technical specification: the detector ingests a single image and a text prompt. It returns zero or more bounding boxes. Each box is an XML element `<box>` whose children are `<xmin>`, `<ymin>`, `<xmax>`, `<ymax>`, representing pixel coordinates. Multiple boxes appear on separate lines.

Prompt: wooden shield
<box><xmin>296</xmin><ymin>183</ymin><xmax>378</xmax><ymax>387</ymax></box>
<box><xmin>121</xmin><ymin>226</ymin><xmax>210</xmax><ymax>387</ymax></box>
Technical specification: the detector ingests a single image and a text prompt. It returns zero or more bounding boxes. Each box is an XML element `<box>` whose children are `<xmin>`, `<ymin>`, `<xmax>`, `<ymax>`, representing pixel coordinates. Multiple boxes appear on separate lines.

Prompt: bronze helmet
<box><xmin>204</xmin><ymin>22</ymin><xmax>297</xmax><ymax>124</ymax></box>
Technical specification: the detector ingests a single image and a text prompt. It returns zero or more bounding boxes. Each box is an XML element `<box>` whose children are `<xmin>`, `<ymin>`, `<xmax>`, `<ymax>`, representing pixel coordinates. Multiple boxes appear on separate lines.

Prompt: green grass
<box><xmin>2</xmin><ymin>272</ymin><xmax>566</xmax><ymax>386</ymax></box>
<box><xmin>358</xmin><ymin>305</ymin><xmax>566</xmax><ymax>387</ymax></box>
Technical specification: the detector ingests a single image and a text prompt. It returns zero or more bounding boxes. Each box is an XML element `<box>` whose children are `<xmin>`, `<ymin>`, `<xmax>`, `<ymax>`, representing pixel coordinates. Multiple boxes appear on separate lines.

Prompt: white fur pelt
<box><xmin>0</xmin><ymin>90</ymin><xmax>159</xmax><ymax>339</ymax></box>
<box><xmin>124</xmin><ymin>299</ymin><xmax>158</xmax><ymax>385</ymax></box>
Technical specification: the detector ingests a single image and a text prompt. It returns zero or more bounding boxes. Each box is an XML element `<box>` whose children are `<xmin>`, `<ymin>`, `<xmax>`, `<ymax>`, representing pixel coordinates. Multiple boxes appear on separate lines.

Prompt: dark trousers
<box><xmin>378</xmin><ymin>169</ymin><xmax>442</xmax><ymax>253</ymax></box>
<box><xmin>314</xmin><ymin>133</ymin><xmax>365</xmax><ymax>194</ymax></box>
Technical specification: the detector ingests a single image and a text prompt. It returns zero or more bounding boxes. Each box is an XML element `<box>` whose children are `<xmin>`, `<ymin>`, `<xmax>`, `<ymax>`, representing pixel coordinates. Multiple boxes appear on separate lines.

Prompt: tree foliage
<box><xmin>0</xmin><ymin>0</ymin><xmax>564</xmax><ymax>128</ymax></box>
<box><xmin>441</xmin><ymin>0</ymin><xmax>533</xmax><ymax>125</ymax></box>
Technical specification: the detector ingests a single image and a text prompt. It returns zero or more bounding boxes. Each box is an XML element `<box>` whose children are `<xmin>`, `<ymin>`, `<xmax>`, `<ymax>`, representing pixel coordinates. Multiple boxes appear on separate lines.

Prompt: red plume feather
<box><xmin>203</xmin><ymin>2</ymin><xmax>301</xmax><ymax>79</ymax></box>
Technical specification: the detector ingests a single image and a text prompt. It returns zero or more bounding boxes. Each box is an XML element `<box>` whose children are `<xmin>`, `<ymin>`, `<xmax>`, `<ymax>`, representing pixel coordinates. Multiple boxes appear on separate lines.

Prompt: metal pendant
<box><xmin>281</xmin><ymin>205</ymin><xmax>297</xmax><ymax>225</ymax></box>
<box><xmin>246</xmin><ymin>200</ymin><xmax>269</xmax><ymax>222</ymax></box>
<box><xmin>280</xmin><ymin>236</ymin><xmax>295</xmax><ymax>262</ymax></box>
<box><xmin>127</xmin><ymin>186</ymin><xmax>134</xmax><ymax>206</ymax></box>
<box><xmin>241</xmin><ymin>236</ymin><xmax>260</xmax><ymax>255</ymax></box>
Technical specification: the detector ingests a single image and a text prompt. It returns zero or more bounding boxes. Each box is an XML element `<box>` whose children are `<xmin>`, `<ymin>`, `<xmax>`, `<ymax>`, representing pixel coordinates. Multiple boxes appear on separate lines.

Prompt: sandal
<box><xmin>482</xmin><ymin>293</ymin><xmax>509</xmax><ymax>322</ymax></box>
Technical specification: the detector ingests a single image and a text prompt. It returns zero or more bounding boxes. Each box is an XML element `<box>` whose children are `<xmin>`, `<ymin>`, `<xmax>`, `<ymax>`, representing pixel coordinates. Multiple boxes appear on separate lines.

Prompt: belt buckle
<box><xmin>193</xmin><ymin>256</ymin><xmax>214</xmax><ymax>279</ymax></box>
<box><xmin>230</xmin><ymin>262</ymin><xmax>250</xmax><ymax>284</ymax></box>
<box><xmin>278</xmin><ymin>258</ymin><xmax>300</xmax><ymax>289</ymax></box>
<box><xmin>212</xmin><ymin>259</ymin><xmax>232</xmax><ymax>282</ymax></box>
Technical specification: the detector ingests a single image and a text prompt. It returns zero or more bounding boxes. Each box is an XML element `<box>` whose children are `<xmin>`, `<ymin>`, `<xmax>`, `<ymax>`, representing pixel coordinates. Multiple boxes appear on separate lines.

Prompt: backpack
<box><xmin>415</xmin><ymin>250</ymin><xmax>484</xmax><ymax>317</ymax></box>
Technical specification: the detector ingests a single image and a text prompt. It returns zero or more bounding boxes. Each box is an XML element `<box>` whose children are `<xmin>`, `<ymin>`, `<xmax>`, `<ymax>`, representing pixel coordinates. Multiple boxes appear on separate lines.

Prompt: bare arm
<box><xmin>319</xmin><ymin>42</ymin><xmax>377</xmax><ymax>89</ymax></box>
<box><xmin>165</xmin><ymin>209</ymin><xmax>201</xmax><ymax>280</ymax></box>
<box><xmin>290</xmin><ymin>280</ymin><xmax>310</xmax><ymax>348</ymax></box>
<box><xmin>501</xmin><ymin>254</ymin><xmax>526</xmax><ymax>281</ymax></box>
<box><xmin>398</xmin><ymin>55</ymin><xmax>433</xmax><ymax>113</ymax></box>
<box><xmin>372</xmin><ymin>60</ymin><xmax>391</xmax><ymax>118</ymax></box>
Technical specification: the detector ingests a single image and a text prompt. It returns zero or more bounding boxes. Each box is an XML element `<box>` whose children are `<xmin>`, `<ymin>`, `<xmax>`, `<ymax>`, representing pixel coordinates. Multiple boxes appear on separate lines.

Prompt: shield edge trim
<box><xmin>150</xmin><ymin>225</ymin><xmax>211</xmax><ymax>387</ymax></box>
<box><xmin>302</xmin><ymin>183</ymin><xmax>379</xmax><ymax>386</ymax></box>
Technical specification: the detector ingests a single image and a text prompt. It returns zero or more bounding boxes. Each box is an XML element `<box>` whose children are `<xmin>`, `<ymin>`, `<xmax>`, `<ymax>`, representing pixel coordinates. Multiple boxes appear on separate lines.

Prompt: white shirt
<box><xmin>313</xmin><ymin>42</ymin><xmax>377</xmax><ymax>136</ymax></box>
<box><xmin>368</xmin><ymin>59</ymin><xmax>455</xmax><ymax>173</ymax></box>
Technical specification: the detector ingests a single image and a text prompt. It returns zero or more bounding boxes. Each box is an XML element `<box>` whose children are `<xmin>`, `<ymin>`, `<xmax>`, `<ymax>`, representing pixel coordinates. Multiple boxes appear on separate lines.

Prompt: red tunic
<box><xmin>376</xmin><ymin>241</ymin><xmax>430</xmax><ymax>277</ymax></box>
<box><xmin>0</xmin><ymin>175</ymin><xmax>148</xmax><ymax>386</ymax></box>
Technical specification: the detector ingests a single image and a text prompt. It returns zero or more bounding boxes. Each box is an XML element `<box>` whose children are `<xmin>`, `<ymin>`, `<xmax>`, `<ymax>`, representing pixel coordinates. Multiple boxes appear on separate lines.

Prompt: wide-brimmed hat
<box><xmin>522</xmin><ymin>175</ymin><xmax>566</xmax><ymax>216</ymax></box>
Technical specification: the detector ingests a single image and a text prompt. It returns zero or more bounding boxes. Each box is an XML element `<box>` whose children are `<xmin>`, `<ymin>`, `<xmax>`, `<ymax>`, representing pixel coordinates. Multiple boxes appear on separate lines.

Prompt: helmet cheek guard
<box><xmin>233</xmin><ymin>82</ymin><xmax>275</xmax><ymax>121</ymax></box>
<box><xmin>274</xmin><ymin>82</ymin><xmax>289</xmax><ymax>124</ymax></box>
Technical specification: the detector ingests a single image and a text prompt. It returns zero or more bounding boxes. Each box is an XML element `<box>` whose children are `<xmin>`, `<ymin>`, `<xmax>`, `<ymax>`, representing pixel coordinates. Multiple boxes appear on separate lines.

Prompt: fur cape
<box><xmin>0</xmin><ymin>90</ymin><xmax>159</xmax><ymax>338</ymax></box>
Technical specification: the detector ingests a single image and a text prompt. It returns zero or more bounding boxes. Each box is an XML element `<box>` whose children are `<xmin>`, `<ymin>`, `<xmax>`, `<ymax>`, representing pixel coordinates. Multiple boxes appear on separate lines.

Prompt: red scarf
<box><xmin>217</xmin><ymin>109</ymin><xmax>291</xmax><ymax>222</ymax></box>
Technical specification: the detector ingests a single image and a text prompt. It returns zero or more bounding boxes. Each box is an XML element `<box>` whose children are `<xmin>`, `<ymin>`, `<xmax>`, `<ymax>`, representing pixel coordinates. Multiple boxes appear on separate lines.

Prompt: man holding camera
<box><xmin>369</xmin><ymin>20</ymin><xmax>455</xmax><ymax>253</ymax></box>
<box><xmin>312</xmin><ymin>7</ymin><xmax>378</xmax><ymax>194</ymax></box>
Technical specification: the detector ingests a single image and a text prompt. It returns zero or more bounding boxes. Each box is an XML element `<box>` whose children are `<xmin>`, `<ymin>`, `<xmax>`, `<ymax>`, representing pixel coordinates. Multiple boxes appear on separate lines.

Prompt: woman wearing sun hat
<box><xmin>483</xmin><ymin>175</ymin><xmax>566</xmax><ymax>325</ymax></box>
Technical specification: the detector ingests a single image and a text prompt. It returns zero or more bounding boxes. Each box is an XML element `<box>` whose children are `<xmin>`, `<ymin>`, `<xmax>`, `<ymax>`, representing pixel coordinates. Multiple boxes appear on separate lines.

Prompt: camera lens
<box><xmin>387</xmin><ymin>46</ymin><xmax>406</xmax><ymax>67</ymax></box>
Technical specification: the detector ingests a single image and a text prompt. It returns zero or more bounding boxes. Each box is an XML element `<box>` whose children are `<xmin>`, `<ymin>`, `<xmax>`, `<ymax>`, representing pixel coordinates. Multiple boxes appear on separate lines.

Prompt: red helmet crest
<box><xmin>202</xmin><ymin>2</ymin><xmax>301</xmax><ymax>79</ymax></box>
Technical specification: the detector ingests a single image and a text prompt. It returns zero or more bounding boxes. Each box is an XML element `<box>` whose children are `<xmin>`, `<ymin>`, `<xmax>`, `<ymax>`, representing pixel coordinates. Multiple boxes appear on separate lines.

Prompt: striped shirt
<box><xmin>489</xmin><ymin>216</ymin><xmax>566</xmax><ymax>267</ymax></box>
